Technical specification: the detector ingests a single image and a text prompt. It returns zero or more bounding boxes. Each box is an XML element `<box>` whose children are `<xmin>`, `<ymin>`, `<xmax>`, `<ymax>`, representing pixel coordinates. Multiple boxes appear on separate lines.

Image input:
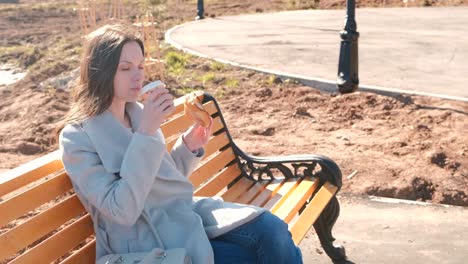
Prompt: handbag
<box><xmin>97</xmin><ymin>247</ymin><xmax>191</xmax><ymax>264</ymax></box>
<box><xmin>96</xmin><ymin>211</ymin><xmax>192</xmax><ymax>264</ymax></box>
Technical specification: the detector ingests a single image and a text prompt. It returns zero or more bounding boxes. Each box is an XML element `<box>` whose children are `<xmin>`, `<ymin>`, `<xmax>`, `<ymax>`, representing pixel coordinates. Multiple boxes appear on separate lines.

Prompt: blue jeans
<box><xmin>210</xmin><ymin>211</ymin><xmax>303</xmax><ymax>264</ymax></box>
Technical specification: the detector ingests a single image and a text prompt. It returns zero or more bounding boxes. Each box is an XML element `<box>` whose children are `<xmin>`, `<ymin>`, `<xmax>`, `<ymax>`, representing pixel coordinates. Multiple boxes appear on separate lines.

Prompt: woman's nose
<box><xmin>133</xmin><ymin>68</ymin><xmax>144</xmax><ymax>81</ymax></box>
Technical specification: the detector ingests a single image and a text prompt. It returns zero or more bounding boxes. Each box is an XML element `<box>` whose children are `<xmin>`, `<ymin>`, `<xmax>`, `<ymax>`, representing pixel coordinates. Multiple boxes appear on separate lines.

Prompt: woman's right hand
<box><xmin>136</xmin><ymin>86</ymin><xmax>175</xmax><ymax>136</ymax></box>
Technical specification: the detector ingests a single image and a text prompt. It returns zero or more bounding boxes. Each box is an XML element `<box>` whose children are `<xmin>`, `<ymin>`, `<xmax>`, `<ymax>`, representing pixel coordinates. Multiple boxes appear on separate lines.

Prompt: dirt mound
<box><xmin>220</xmin><ymin>85</ymin><xmax>467</xmax><ymax>206</ymax></box>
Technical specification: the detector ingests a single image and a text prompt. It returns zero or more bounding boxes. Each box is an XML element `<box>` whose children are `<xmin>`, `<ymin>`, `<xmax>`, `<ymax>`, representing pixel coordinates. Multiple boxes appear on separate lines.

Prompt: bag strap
<box><xmin>93</xmin><ymin>209</ymin><xmax>166</xmax><ymax>254</ymax></box>
<box><xmin>141</xmin><ymin>209</ymin><xmax>166</xmax><ymax>249</ymax></box>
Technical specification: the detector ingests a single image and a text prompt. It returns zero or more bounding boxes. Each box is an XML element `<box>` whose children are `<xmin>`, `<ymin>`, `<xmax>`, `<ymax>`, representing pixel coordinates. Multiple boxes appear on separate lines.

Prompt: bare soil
<box><xmin>0</xmin><ymin>0</ymin><xmax>467</xmax><ymax>206</ymax></box>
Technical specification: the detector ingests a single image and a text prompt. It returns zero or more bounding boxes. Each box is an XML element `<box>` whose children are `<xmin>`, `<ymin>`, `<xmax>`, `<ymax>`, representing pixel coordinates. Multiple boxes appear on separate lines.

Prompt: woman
<box><xmin>57</xmin><ymin>23</ymin><xmax>302</xmax><ymax>264</ymax></box>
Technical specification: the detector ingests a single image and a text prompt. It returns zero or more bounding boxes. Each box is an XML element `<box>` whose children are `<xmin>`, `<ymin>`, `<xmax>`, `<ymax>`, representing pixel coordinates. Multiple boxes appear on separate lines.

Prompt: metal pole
<box><xmin>196</xmin><ymin>0</ymin><xmax>204</xmax><ymax>20</ymax></box>
<box><xmin>337</xmin><ymin>0</ymin><xmax>359</xmax><ymax>94</ymax></box>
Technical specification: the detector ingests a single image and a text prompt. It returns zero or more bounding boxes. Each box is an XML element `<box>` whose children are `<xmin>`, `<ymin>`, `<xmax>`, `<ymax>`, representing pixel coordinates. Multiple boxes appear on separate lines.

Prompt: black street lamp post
<box><xmin>337</xmin><ymin>0</ymin><xmax>359</xmax><ymax>94</ymax></box>
<box><xmin>196</xmin><ymin>0</ymin><xmax>205</xmax><ymax>20</ymax></box>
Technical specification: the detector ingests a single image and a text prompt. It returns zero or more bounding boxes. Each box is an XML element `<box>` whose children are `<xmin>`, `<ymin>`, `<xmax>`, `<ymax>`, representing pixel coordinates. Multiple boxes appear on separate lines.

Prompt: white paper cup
<box><xmin>140</xmin><ymin>80</ymin><xmax>164</xmax><ymax>101</ymax></box>
<box><xmin>139</xmin><ymin>80</ymin><xmax>164</xmax><ymax>97</ymax></box>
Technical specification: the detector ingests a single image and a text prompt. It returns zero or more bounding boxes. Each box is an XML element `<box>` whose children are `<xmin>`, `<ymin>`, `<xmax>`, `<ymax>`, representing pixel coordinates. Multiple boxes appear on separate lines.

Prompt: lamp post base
<box><xmin>336</xmin><ymin>0</ymin><xmax>359</xmax><ymax>94</ymax></box>
<box><xmin>337</xmin><ymin>29</ymin><xmax>359</xmax><ymax>94</ymax></box>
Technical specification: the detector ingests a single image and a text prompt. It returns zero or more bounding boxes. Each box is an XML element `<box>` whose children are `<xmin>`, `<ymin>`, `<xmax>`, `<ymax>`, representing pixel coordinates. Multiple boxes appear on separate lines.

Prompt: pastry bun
<box><xmin>184</xmin><ymin>91</ymin><xmax>211</xmax><ymax>128</ymax></box>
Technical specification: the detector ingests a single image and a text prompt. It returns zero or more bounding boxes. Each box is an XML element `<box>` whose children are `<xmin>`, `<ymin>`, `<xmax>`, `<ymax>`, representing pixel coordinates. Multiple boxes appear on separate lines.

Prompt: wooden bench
<box><xmin>0</xmin><ymin>92</ymin><xmax>347</xmax><ymax>263</ymax></box>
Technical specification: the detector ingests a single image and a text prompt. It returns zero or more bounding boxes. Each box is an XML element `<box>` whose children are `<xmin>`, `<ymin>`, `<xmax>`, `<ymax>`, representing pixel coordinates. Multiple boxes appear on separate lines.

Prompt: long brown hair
<box><xmin>54</xmin><ymin>24</ymin><xmax>144</xmax><ymax>141</ymax></box>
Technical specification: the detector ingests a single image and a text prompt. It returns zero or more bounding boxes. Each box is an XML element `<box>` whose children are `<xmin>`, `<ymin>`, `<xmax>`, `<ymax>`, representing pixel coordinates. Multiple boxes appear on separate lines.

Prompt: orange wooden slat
<box><xmin>189</xmin><ymin>148</ymin><xmax>236</xmax><ymax>188</ymax></box>
<box><xmin>249</xmin><ymin>179</ymin><xmax>285</xmax><ymax>207</ymax></box>
<box><xmin>60</xmin><ymin>239</ymin><xmax>96</xmax><ymax>264</ymax></box>
<box><xmin>290</xmin><ymin>182</ymin><xmax>338</xmax><ymax>244</ymax></box>
<box><xmin>162</xmin><ymin>101</ymin><xmax>218</xmax><ymax>130</ymax></box>
<box><xmin>201</xmin><ymin>100</ymin><xmax>218</xmax><ymax>117</ymax></box>
<box><xmin>0</xmin><ymin>150</ymin><xmax>62</xmax><ymax>197</ymax></box>
<box><xmin>166</xmin><ymin>96</ymin><xmax>186</xmax><ymax>119</ymax></box>
<box><xmin>166</xmin><ymin>131</ymin><xmax>229</xmax><ymax>162</ymax></box>
<box><xmin>166</xmin><ymin>137</ymin><xmax>178</xmax><ymax>151</ymax></box>
<box><xmin>210</xmin><ymin>115</ymin><xmax>225</xmax><ymax>134</ymax></box>
<box><xmin>160</xmin><ymin>113</ymin><xmax>192</xmax><ymax>140</ymax></box>
<box><xmin>262</xmin><ymin>179</ymin><xmax>301</xmax><ymax>211</ymax></box>
<box><xmin>165</xmin><ymin>115</ymin><xmax>225</xmax><ymax>151</ymax></box>
<box><xmin>234</xmin><ymin>182</ymin><xmax>268</xmax><ymax>205</ymax></box>
<box><xmin>203</xmin><ymin>132</ymin><xmax>230</xmax><ymax>159</ymax></box>
<box><xmin>273</xmin><ymin>178</ymin><xmax>319</xmax><ymax>223</ymax></box>
<box><xmin>161</xmin><ymin>101</ymin><xmax>218</xmax><ymax>139</ymax></box>
<box><xmin>10</xmin><ymin>215</ymin><xmax>94</xmax><ymax>264</ymax></box>
<box><xmin>194</xmin><ymin>163</ymin><xmax>241</xmax><ymax>197</ymax></box>
<box><xmin>221</xmin><ymin>178</ymin><xmax>254</xmax><ymax>202</ymax></box>
<box><xmin>0</xmin><ymin>195</ymin><xmax>85</xmax><ymax>262</ymax></box>
<box><xmin>0</xmin><ymin>172</ymin><xmax>73</xmax><ymax>228</ymax></box>
<box><xmin>165</xmin><ymin>91</ymin><xmax>207</xmax><ymax>120</ymax></box>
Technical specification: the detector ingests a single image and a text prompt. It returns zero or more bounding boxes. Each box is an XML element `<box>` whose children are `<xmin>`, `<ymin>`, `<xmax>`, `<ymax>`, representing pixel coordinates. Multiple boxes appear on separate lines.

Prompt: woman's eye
<box><xmin>121</xmin><ymin>67</ymin><xmax>130</xmax><ymax>71</ymax></box>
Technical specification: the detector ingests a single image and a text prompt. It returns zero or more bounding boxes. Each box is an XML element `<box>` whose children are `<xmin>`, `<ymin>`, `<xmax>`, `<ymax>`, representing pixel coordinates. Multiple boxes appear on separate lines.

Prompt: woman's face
<box><xmin>113</xmin><ymin>41</ymin><xmax>145</xmax><ymax>102</ymax></box>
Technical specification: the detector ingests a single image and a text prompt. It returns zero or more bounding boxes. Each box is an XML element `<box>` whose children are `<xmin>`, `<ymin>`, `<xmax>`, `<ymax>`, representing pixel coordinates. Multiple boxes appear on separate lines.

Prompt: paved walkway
<box><xmin>299</xmin><ymin>194</ymin><xmax>468</xmax><ymax>263</ymax></box>
<box><xmin>166</xmin><ymin>7</ymin><xmax>468</xmax><ymax>101</ymax></box>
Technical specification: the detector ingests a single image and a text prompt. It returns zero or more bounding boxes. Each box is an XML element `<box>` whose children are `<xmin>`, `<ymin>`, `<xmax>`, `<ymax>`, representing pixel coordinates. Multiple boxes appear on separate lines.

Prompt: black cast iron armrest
<box><xmin>232</xmin><ymin>144</ymin><xmax>342</xmax><ymax>189</ymax></box>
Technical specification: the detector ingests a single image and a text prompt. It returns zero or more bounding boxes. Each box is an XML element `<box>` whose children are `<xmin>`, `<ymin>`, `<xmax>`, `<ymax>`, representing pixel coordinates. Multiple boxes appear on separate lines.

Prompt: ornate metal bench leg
<box><xmin>313</xmin><ymin>196</ymin><xmax>348</xmax><ymax>263</ymax></box>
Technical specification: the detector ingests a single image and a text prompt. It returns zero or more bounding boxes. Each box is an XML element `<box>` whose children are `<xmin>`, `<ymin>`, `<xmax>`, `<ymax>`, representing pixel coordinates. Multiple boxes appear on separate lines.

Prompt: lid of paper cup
<box><xmin>140</xmin><ymin>80</ymin><xmax>164</xmax><ymax>96</ymax></box>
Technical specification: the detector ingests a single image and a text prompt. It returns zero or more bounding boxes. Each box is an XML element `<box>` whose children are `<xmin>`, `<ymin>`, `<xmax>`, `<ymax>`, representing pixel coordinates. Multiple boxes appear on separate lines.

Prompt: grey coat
<box><xmin>59</xmin><ymin>102</ymin><xmax>265</xmax><ymax>263</ymax></box>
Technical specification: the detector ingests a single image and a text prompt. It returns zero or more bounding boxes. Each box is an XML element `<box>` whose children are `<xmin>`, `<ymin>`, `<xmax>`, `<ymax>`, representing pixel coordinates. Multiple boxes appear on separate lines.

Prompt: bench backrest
<box><xmin>0</xmin><ymin>93</ymin><xmax>242</xmax><ymax>264</ymax></box>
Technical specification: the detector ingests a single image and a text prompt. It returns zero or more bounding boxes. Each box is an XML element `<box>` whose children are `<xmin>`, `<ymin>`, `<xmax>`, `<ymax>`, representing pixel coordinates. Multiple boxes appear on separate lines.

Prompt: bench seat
<box><xmin>0</xmin><ymin>93</ymin><xmax>346</xmax><ymax>263</ymax></box>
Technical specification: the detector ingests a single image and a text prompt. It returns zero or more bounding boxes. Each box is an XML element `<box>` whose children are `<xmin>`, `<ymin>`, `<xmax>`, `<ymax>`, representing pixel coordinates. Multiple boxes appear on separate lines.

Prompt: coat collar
<box><xmin>81</xmin><ymin>102</ymin><xmax>143</xmax><ymax>173</ymax></box>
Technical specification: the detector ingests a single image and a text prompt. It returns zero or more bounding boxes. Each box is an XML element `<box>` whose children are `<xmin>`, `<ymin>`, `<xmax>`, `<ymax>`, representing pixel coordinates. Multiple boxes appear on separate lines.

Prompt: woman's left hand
<box><xmin>182</xmin><ymin>118</ymin><xmax>213</xmax><ymax>153</ymax></box>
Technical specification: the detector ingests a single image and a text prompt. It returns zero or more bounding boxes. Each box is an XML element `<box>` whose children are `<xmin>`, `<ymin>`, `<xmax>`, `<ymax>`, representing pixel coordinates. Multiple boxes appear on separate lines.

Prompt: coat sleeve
<box><xmin>170</xmin><ymin>135</ymin><xmax>204</xmax><ymax>177</ymax></box>
<box><xmin>59</xmin><ymin>124</ymin><xmax>166</xmax><ymax>226</ymax></box>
